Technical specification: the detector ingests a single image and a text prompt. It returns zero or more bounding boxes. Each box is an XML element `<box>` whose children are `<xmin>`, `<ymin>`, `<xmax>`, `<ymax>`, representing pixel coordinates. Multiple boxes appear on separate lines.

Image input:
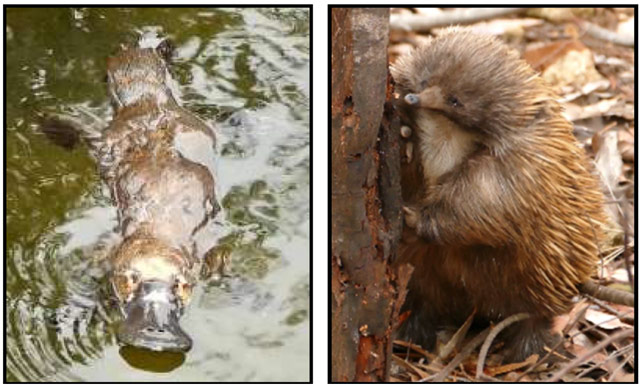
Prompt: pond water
<box><xmin>5</xmin><ymin>7</ymin><xmax>310</xmax><ymax>382</ymax></box>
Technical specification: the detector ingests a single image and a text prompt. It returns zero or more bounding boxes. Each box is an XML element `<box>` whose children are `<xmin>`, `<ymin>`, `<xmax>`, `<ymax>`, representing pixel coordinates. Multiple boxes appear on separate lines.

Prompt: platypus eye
<box><xmin>113</xmin><ymin>272</ymin><xmax>139</xmax><ymax>302</ymax></box>
<box><xmin>174</xmin><ymin>277</ymin><xmax>193</xmax><ymax>304</ymax></box>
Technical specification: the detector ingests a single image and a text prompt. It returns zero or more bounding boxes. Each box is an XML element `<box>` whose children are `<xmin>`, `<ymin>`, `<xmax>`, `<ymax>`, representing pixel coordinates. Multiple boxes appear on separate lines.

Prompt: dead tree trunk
<box><xmin>331</xmin><ymin>7</ymin><xmax>412</xmax><ymax>382</ymax></box>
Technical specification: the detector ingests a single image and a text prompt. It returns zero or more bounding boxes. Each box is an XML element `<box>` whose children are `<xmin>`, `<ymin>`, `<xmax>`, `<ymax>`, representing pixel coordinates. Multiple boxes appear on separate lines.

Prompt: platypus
<box><xmin>101</xmin><ymin>42</ymin><xmax>219</xmax><ymax>352</ymax></box>
<box><xmin>38</xmin><ymin>40</ymin><xmax>220</xmax><ymax>352</ymax></box>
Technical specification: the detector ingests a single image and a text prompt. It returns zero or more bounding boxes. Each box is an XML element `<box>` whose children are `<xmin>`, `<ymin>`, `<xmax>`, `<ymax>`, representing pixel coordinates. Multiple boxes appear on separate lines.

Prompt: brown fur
<box><xmin>390</xmin><ymin>28</ymin><xmax>608</xmax><ymax>361</ymax></box>
<box><xmin>103</xmin><ymin>47</ymin><xmax>218</xmax><ymax>326</ymax></box>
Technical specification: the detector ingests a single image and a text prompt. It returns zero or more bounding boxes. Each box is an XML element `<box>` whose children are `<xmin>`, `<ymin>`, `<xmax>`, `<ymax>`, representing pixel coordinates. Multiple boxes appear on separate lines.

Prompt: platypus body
<box><xmin>98</xmin><ymin>42</ymin><xmax>218</xmax><ymax>352</ymax></box>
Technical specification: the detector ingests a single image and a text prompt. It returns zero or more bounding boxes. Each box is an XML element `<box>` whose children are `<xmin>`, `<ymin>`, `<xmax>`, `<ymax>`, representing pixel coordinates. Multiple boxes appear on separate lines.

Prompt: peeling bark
<box><xmin>331</xmin><ymin>7</ymin><xmax>411</xmax><ymax>382</ymax></box>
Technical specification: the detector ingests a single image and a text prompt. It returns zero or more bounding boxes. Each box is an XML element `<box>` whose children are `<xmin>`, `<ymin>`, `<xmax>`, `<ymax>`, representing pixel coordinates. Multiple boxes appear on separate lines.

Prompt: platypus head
<box><xmin>111</xmin><ymin>235</ymin><xmax>196</xmax><ymax>352</ymax></box>
<box><xmin>106</xmin><ymin>47</ymin><xmax>173</xmax><ymax>110</ymax></box>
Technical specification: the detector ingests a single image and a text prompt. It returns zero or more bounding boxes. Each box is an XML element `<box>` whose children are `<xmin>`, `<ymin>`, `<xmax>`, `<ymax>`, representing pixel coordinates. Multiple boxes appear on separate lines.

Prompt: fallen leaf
<box><xmin>594</xmin><ymin>129</ymin><xmax>623</xmax><ymax>194</ymax></box>
<box><xmin>584</xmin><ymin>309</ymin><xmax>632</xmax><ymax>330</ymax></box>
<box><xmin>571</xmin><ymin>331</ymin><xmax>595</xmax><ymax>349</ymax></box>
<box><xmin>559</xmin><ymin>79</ymin><xmax>610</xmax><ymax>103</ymax></box>
<box><xmin>485</xmin><ymin>354</ymin><xmax>539</xmax><ymax>376</ymax></box>
<box><xmin>611</xmin><ymin>371</ymin><xmax>635</xmax><ymax>382</ymax></box>
<box><xmin>527</xmin><ymin>8</ymin><xmax>590</xmax><ymax>23</ymax></box>
<box><xmin>617</xmin><ymin>17</ymin><xmax>634</xmax><ymax>37</ymax></box>
<box><xmin>524</xmin><ymin>40</ymin><xmax>605</xmax><ymax>90</ymax></box>
<box><xmin>505</xmin><ymin>371</ymin><xmax>532</xmax><ymax>382</ymax></box>
<box><xmin>563</xmin><ymin>98</ymin><xmax>620</xmax><ymax>122</ymax></box>
<box><xmin>617</xmin><ymin>128</ymin><xmax>634</xmax><ymax>162</ymax></box>
<box><xmin>611</xmin><ymin>268</ymin><xmax>630</xmax><ymax>282</ymax></box>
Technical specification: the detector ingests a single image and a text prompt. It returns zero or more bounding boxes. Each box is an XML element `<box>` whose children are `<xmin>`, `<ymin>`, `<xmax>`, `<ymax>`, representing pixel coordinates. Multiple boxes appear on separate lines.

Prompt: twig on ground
<box><xmin>580</xmin><ymin>20</ymin><xmax>635</xmax><ymax>47</ymax></box>
<box><xmin>438</xmin><ymin>309</ymin><xmax>476</xmax><ymax>360</ymax></box>
<box><xmin>425</xmin><ymin>327</ymin><xmax>490</xmax><ymax>382</ymax></box>
<box><xmin>390</xmin><ymin>8</ymin><xmax>527</xmax><ymax>32</ymax></box>
<box><xmin>517</xmin><ymin>304</ymin><xmax>589</xmax><ymax>381</ymax></box>
<box><xmin>579</xmin><ymin>280</ymin><xmax>635</xmax><ymax>307</ymax></box>
<box><xmin>476</xmin><ymin>313</ymin><xmax>531</xmax><ymax>379</ymax></box>
<box><xmin>621</xmin><ymin>205</ymin><xmax>634</xmax><ymax>292</ymax></box>
<box><xmin>547</xmin><ymin>329</ymin><xmax>634</xmax><ymax>382</ymax></box>
<box><xmin>607</xmin><ymin>348</ymin><xmax>634</xmax><ymax>381</ymax></box>
<box><xmin>392</xmin><ymin>354</ymin><xmax>429</xmax><ymax>379</ymax></box>
<box><xmin>574</xmin><ymin>343</ymin><xmax>634</xmax><ymax>380</ymax></box>
<box><xmin>585</xmin><ymin>295</ymin><xmax>631</xmax><ymax>322</ymax></box>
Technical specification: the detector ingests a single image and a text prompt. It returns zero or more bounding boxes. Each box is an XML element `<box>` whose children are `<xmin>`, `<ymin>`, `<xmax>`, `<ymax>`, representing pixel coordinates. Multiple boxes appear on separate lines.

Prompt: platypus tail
<box><xmin>37</xmin><ymin>111</ymin><xmax>104</xmax><ymax>152</ymax></box>
<box><xmin>38</xmin><ymin>115</ymin><xmax>84</xmax><ymax>150</ymax></box>
<box><xmin>39</xmin><ymin>33</ymin><xmax>175</xmax><ymax>152</ymax></box>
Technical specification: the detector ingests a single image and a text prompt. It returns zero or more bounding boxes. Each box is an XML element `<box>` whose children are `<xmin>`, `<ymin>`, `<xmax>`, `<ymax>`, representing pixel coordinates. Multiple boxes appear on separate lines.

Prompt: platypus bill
<box><xmin>110</xmin><ymin>235</ymin><xmax>197</xmax><ymax>352</ymax></box>
<box><xmin>99</xmin><ymin>38</ymin><xmax>219</xmax><ymax>352</ymax></box>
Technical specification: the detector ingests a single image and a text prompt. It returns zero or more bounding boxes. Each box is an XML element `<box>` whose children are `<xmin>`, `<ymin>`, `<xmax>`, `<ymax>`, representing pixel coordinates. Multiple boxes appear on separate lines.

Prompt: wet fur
<box><xmin>101</xmin><ymin>45</ymin><xmax>219</xmax><ymax>312</ymax></box>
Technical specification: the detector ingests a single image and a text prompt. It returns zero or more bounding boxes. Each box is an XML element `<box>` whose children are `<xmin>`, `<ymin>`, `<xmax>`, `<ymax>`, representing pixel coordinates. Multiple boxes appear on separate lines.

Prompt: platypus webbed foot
<box><xmin>117</xmin><ymin>281</ymin><xmax>192</xmax><ymax>353</ymax></box>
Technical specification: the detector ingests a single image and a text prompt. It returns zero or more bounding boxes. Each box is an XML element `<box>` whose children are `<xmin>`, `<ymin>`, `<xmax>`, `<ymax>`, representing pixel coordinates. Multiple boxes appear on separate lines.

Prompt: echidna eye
<box><xmin>448</xmin><ymin>95</ymin><xmax>461</xmax><ymax>107</ymax></box>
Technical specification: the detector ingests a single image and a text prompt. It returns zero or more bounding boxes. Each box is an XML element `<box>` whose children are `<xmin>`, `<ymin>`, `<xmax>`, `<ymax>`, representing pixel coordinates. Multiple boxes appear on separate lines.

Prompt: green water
<box><xmin>5</xmin><ymin>7</ymin><xmax>309</xmax><ymax>382</ymax></box>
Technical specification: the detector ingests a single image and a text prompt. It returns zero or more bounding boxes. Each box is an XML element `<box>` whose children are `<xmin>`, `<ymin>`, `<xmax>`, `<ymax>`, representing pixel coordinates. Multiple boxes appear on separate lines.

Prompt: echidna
<box><xmin>390</xmin><ymin>28</ymin><xmax>609</xmax><ymax>361</ymax></box>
